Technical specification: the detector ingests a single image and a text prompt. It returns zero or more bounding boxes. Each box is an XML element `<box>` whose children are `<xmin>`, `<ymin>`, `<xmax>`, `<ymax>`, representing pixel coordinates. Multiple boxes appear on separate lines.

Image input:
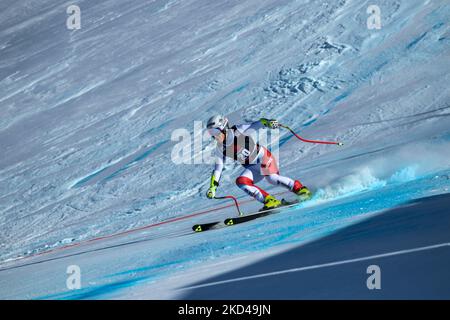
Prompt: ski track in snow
<box><xmin>0</xmin><ymin>0</ymin><xmax>449</xmax><ymax>299</ymax></box>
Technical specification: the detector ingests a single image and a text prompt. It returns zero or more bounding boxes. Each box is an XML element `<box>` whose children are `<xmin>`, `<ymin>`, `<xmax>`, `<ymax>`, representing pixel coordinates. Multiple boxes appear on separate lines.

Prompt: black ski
<box><xmin>192</xmin><ymin>221</ymin><xmax>222</xmax><ymax>232</ymax></box>
<box><xmin>192</xmin><ymin>197</ymin><xmax>309</xmax><ymax>232</ymax></box>
<box><xmin>224</xmin><ymin>198</ymin><xmax>300</xmax><ymax>226</ymax></box>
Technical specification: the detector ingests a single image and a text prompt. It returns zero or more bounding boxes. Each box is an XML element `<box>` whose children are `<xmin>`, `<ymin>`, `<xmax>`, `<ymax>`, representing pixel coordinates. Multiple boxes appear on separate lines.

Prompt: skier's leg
<box><xmin>265</xmin><ymin>173</ymin><xmax>311</xmax><ymax>197</ymax></box>
<box><xmin>235</xmin><ymin>166</ymin><xmax>269</xmax><ymax>204</ymax></box>
<box><xmin>265</xmin><ymin>174</ymin><xmax>296</xmax><ymax>190</ymax></box>
<box><xmin>261</xmin><ymin>147</ymin><xmax>311</xmax><ymax>198</ymax></box>
<box><xmin>236</xmin><ymin>165</ymin><xmax>282</xmax><ymax>209</ymax></box>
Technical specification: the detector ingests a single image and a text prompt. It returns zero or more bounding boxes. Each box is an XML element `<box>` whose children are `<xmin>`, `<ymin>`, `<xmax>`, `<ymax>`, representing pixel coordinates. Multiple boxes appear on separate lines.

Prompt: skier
<box><xmin>205</xmin><ymin>115</ymin><xmax>311</xmax><ymax>210</ymax></box>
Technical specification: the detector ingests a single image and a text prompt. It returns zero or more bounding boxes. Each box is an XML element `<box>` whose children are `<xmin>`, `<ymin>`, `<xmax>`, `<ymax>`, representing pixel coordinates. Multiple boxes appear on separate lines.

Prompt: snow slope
<box><xmin>0</xmin><ymin>0</ymin><xmax>449</xmax><ymax>299</ymax></box>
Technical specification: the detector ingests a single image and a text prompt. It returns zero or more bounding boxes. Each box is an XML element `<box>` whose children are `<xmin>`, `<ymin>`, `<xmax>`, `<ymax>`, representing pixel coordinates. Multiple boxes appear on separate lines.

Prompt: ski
<box><xmin>192</xmin><ymin>197</ymin><xmax>310</xmax><ymax>232</ymax></box>
<box><xmin>223</xmin><ymin>198</ymin><xmax>300</xmax><ymax>226</ymax></box>
<box><xmin>192</xmin><ymin>221</ymin><xmax>222</xmax><ymax>232</ymax></box>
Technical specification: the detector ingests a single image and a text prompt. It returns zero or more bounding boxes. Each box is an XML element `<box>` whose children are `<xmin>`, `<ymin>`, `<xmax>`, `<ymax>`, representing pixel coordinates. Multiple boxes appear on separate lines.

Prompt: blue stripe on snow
<box><xmin>103</xmin><ymin>140</ymin><xmax>167</xmax><ymax>181</ymax></box>
<box><xmin>406</xmin><ymin>32</ymin><xmax>428</xmax><ymax>50</ymax></box>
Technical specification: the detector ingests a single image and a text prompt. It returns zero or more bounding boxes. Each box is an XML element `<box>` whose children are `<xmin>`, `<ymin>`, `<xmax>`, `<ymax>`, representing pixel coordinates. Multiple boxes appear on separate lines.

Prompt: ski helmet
<box><xmin>206</xmin><ymin>115</ymin><xmax>229</xmax><ymax>137</ymax></box>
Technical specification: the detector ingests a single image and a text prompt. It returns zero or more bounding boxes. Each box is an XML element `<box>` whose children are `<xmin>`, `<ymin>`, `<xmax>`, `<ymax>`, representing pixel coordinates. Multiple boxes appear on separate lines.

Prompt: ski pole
<box><xmin>214</xmin><ymin>195</ymin><xmax>244</xmax><ymax>216</ymax></box>
<box><xmin>279</xmin><ymin>124</ymin><xmax>343</xmax><ymax>146</ymax></box>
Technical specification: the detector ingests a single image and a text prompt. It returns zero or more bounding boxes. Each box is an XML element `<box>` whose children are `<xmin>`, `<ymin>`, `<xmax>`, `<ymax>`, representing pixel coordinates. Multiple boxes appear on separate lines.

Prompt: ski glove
<box><xmin>206</xmin><ymin>187</ymin><xmax>216</xmax><ymax>199</ymax></box>
<box><xmin>206</xmin><ymin>174</ymin><xmax>219</xmax><ymax>199</ymax></box>
<box><xmin>260</xmin><ymin>118</ymin><xmax>279</xmax><ymax>129</ymax></box>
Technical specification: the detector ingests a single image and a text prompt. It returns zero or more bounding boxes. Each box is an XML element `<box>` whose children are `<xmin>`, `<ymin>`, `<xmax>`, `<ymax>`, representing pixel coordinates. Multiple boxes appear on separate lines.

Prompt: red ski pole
<box><xmin>214</xmin><ymin>195</ymin><xmax>244</xmax><ymax>216</ymax></box>
<box><xmin>279</xmin><ymin>124</ymin><xmax>343</xmax><ymax>146</ymax></box>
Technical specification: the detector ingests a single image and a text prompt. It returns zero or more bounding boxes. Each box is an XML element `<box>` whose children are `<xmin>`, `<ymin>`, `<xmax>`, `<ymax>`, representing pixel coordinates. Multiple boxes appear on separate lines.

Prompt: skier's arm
<box><xmin>213</xmin><ymin>151</ymin><xmax>224</xmax><ymax>180</ymax></box>
<box><xmin>234</xmin><ymin>121</ymin><xmax>263</xmax><ymax>133</ymax></box>
<box><xmin>206</xmin><ymin>155</ymin><xmax>223</xmax><ymax>199</ymax></box>
<box><xmin>235</xmin><ymin>118</ymin><xmax>279</xmax><ymax>134</ymax></box>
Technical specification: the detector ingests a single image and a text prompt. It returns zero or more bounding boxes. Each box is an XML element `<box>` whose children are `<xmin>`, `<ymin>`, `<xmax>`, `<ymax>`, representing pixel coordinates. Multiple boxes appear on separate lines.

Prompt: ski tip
<box><xmin>192</xmin><ymin>225</ymin><xmax>203</xmax><ymax>232</ymax></box>
<box><xmin>224</xmin><ymin>218</ymin><xmax>234</xmax><ymax>226</ymax></box>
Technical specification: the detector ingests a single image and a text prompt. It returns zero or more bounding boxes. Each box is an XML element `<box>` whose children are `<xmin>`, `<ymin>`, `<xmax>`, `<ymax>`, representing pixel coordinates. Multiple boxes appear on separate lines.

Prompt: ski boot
<box><xmin>261</xmin><ymin>195</ymin><xmax>282</xmax><ymax>211</ymax></box>
<box><xmin>293</xmin><ymin>181</ymin><xmax>312</xmax><ymax>201</ymax></box>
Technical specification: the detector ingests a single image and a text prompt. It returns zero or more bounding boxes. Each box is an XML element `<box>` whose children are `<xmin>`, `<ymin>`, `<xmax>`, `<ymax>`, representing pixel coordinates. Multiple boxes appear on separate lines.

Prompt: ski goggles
<box><xmin>207</xmin><ymin>127</ymin><xmax>225</xmax><ymax>138</ymax></box>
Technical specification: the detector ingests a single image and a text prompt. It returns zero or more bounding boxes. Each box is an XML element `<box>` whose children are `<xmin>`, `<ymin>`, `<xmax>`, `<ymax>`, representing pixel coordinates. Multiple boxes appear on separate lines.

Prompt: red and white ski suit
<box><xmin>212</xmin><ymin>121</ymin><xmax>303</xmax><ymax>203</ymax></box>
